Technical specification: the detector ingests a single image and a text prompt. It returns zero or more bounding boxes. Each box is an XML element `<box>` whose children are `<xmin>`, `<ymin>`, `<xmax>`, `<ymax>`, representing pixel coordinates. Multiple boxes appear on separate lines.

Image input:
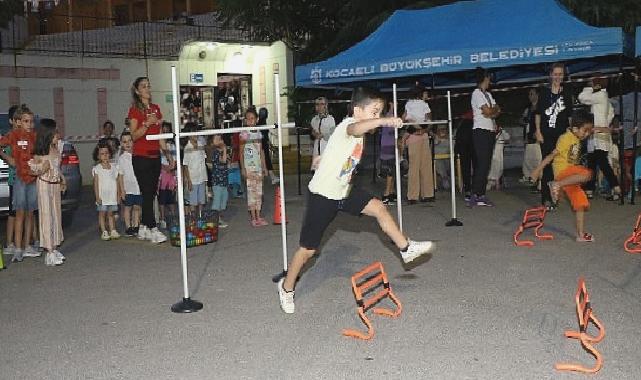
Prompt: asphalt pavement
<box><xmin>2</xmin><ymin>174</ymin><xmax>641</xmax><ymax>380</ymax></box>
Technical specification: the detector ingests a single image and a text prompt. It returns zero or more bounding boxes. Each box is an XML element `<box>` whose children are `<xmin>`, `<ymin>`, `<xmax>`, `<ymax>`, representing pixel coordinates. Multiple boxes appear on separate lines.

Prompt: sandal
<box><xmin>548</xmin><ymin>181</ymin><xmax>561</xmax><ymax>203</ymax></box>
<box><xmin>576</xmin><ymin>233</ymin><xmax>594</xmax><ymax>243</ymax></box>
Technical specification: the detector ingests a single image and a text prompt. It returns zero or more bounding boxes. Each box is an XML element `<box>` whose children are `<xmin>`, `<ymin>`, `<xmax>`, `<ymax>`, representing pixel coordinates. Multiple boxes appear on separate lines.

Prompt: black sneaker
<box><xmin>420</xmin><ymin>197</ymin><xmax>435</xmax><ymax>202</ymax></box>
<box><xmin>382</xmin><ymin>196</ymin><xmax>391</xmax><ymax>205</ymax></box>
<box><xmin>125</xmin><ymin>227</ymin><xmax>135</xmax><ymax>237</ymax></box>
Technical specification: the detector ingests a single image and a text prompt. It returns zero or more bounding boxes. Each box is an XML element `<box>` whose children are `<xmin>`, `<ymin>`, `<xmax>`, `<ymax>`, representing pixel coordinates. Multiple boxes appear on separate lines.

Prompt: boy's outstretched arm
<box><xmin>530</xmin><ymin>149</ymin><xmax>558</xmax><ymax>181</ymax></box>
<box><xmin>347</xmin><ymin>117</ymin><xmax>402</xmax><ymax>136</ymax></box>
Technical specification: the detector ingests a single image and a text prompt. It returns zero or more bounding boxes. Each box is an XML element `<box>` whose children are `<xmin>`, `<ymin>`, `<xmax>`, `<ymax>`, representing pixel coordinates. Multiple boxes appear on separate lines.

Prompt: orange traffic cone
<box><xmin>273</xmin><ymin>186</ymin><xmax>288</xmax><ymax>225</ymax></box>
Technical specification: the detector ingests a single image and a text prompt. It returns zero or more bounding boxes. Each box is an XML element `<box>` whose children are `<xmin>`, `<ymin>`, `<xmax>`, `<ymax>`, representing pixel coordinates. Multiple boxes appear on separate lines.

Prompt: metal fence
<box><xmin>0</xmin><ymin>13</ymin><xmax>267</xmax><ymax>58</ymax></box>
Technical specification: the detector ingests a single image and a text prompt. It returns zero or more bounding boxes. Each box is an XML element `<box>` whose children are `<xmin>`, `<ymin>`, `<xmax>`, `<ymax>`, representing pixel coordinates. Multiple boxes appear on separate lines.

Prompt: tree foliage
<box><xmin>0</xmin><ymin>0</ymin><xmax>24</xmax><ymax>28</ymax></box>
<box><xmin>217</xmin><ymin>0</ymin><xmax>641</xmax><ymax>64</ymax></box>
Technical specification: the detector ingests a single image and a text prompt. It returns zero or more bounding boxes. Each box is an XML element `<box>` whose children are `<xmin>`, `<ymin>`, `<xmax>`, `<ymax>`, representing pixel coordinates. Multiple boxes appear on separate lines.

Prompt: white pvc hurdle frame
<box><xmin>148</xmin><ymin>67</ymin><xmax>291</xmax><ymax>312</ymax></box>
<box><xmin>392</xmin><ymin>85</ymin><xmax>462</xmax><ymax>228</ymax></box>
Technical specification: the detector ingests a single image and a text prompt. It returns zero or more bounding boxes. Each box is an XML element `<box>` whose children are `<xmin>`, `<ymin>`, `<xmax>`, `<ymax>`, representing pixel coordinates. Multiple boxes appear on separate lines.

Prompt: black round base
<box><xmin>445</xmin><ymin>218</ymin><xmax>463</xmax><ymax>227</ymax></box>
<box><xmin>171</xmin><ymin>298</ymin><xmax>203</xmax><ymax>313</ymax></box>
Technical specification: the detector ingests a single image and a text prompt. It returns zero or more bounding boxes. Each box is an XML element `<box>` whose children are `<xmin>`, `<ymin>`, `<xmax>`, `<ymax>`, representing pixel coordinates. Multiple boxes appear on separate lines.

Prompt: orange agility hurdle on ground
<box><xmin>342</xmin><ymin>261</ymin><xmax>402</xmax><ymax>340</ymax></box>
<box><xmin>624</xmin><ymin>214</ymin><xmax>641</xmax><ymax>254</ymax></box>
<box><xmin>555</xmin><ymin>277</ymin><xmax>605</xmax><ymax>374</ymax></box>
<box><xmin>513</xmin><ymin>206</ymin><xmax>553</xmax><ymax>247</ymax></box>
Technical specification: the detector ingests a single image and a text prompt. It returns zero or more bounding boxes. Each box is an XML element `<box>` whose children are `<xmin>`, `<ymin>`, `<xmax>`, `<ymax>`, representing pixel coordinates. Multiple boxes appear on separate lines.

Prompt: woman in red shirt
<box><xmin>128</xmin><ymin>76</ymin><xmax>172</xmax><ymax>243</ymax></box>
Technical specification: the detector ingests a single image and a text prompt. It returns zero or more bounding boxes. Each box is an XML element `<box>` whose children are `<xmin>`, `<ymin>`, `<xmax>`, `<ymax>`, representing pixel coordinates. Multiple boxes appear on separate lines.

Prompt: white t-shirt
<box><xmin>117</xmin><ymin>152</ymin><xmax>140</xmax><ymax>195</ymax></box>
<box><xmin>183</xmin><ymin>141</ymin><xmax>208</xmax><ymax>185</ymax></box>
<box><xmin>404</xmin><ymin>99</ymin><xmax>431</xmax><ymax>123</ymax></box>
<box><xmin>308</xmin><ymin>117</ymin><xmax>363</xmax><ymax>200</ymax></box>
<box><xmin>471</xmin><ymin>88</ymin><xmax>497</xmax><ymax>131</ymax></box>
<box><xmin>92</xmin><ymin>163</ymin><xmax>120</xmax><ymax>206</ymax></box>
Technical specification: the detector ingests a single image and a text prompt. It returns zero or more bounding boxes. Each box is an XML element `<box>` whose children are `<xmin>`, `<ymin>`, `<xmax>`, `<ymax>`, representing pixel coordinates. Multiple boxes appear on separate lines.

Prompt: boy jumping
<box><xmin>531</xmin><ymin>109</ymin><xmax>595</xmax><ymax>242</ymax></box>
<box><xmin>277</xmin><ymin>87</ymin><xmax>435</xmax><ymax>314</ymax></box>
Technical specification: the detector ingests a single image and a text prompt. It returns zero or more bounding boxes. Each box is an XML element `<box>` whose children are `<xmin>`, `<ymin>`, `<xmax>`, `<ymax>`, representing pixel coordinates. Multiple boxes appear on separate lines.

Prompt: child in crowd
<box><xmin>277</xmin><ymin>87</ymin><xmax>435</xmax><ymax>314</ymax></box>
<box><xmin>402</xmin><ymin>88</ymin><xmax>435</xmax><ymax>203</ymax></box>
<box><xmin>487</xmin><ymin>127</ymin><xmax>510</xmax><ymax>190</ymax></box>
<box><xmin>0</xmin><ymin>105</ymin><xmax>38</xmax><ymax>262</ymax></box>
<box><xmin>182</xmin><ymin>123</ymin><xmax>208</xmax><ymax>217</ymax></box>
<box><xmin>157</xmin><ymin>122</ymin><xmax>177</xmax><ymax>228</ymax></box>
<box><xmin>93</xmin><ymin>142</ymin><xmax>122</xmax><ymax>241</ymax></box>
<box><xmin>379</xmin><ymin>102</ymin><xmax>397</xmax><ymax>205</ymax></box>
<box><xmin>228</xmin><ymin>133</ymin><xmax>243</xmax><ymax>198</ymax></box>
<box><xmin>28</xmin><ymin>119</ymin><xmax>65</xmax><ymax>266</ymax></box>
<box><xmin>1</xmin><ymin>105</ymin><xmax>18</xmax><ymax>257</ymax></box>
<box><xmin>433</xmin><ymin>125</ymin><xmax>451</xmax><ymax>190</ymax></box>
<box><xmin>210</xmin><ymin>134</ymin><xmax>229</xmax><ymax>228</ymax></box>
<box><xmin>118</xmin><ymin>131</ymin><xmax>142</xmax><ymax>236</ymax></box>
<box><xmin>531</xmin><ymin>110</ymin><xmax>595</xmax><ymax>242</ymax></box>
<box><xmin>240</xmin><ymin>108</ymin><xmax>268</xmax><ymax>227</ymax></box>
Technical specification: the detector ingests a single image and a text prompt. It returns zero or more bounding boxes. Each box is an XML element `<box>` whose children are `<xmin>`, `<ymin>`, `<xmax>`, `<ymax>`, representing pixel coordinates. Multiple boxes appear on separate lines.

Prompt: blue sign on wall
<box><xmin>190</xmin><ymin>73</ymin><xmax>204</xmax><ymax>83</ymax></box>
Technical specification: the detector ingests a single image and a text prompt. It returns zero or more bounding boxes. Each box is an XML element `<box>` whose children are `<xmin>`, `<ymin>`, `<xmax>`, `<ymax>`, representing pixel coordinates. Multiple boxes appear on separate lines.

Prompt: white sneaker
<box><xmin>158</xmin><ymin>220</ymin><xmax>167</xmax><ymax>229</ymax></box>
<box><xmin>271</xmin><ymin>176</ymin><xmax>280</xmax><ymax>185</ymax></box>
<box><xmin>101</xmin><ymin>231</ymin><xmax>111</xmax><ymax>241</ymax></box>
<box><xmin>138</xmin><ymin>225</ymin><xmax>149</xmax><ymax>241</ymax></box>
<box><xmin>110</xmin><ymin>230</ymin><xmax>120</xmax><ymax>240</ymax></box>
<box><xmin>277</xmin><ymin>278</ymin><xmax>295</xmax><ymax>314</ymax></box>
<box><xmin>3</xmin><ymin>243</ymin><xmax>15</xmax><ymax>255</ymax></box>
<box><xmin>11</xmin><ymin>249</ymin><xmax>23</xmax><ymax>262</ymax></box>
<box><xmin>54</xmin><ymin>250</ymin><xmax>65</xmax><ymax>261</ymax></box>
<box><xmin>23</xmin><ymin>245</ymin><xmax>41</xmax><ymax>258</ymax></box>
<box><xmin>149</xmin><ymin>227</ymin><xmax>167</xmax><ymax>244</ymax></box>
<box><xmin>401</xmin><ymin>239</ymin><xmax>435</xmax><ymax>264</ymax></box>
<box><xmin>218</xmin><ymin>218</ymin><xmax>228</xmax><ymax>228</ymax></box>
<box><xmin>45</xmin><ymin>251</ymin><xmax>63</xmax><ymax>266</ymax></box>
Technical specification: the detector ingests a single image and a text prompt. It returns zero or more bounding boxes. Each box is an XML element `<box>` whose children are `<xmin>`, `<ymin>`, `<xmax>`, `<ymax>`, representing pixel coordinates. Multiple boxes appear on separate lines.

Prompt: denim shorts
<box><xmin>123</xmin><ymin>194</ymin><xmax>143</xmax><ymax>207</ymax></box>
<box><xmin>97</xmin><ymin>204</ymin><xmax>119</xmax><ymax>212</ymax></box>
<box><xmin>13</xmin><ymin>177</ymin><xmax>38</xmax><ymax>212</ymax></box>
<box><xmin>188</xmin><ymin>182</ymin><xmax>207</xmax><ymax>205</ymax></box>
<box><xmin>211</xmin><ymin>185</ymin><xmax>228</xmax><ymax>211</ymax></box>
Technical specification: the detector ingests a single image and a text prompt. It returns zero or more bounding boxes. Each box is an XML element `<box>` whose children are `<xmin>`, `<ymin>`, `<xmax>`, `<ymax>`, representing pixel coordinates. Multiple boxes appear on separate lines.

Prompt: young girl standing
<box><xmin>118</xmin><ymin>132</ymin><xmax>142</xmax><ymax>236</ymax></box>
<box><xmin>93</xmin><ymin>142</ymin><xmax>123</xmax><ymax>241</ymax></box>
<box><xmin>240</xmin><ymin>109</ymin><xmax>268</xmax><ymax>226</ymax></box>
<box><xmin>182</xmin><ymin>123</ymin><xmax>208</xmax><ymax>218</ymax></box>
<box><xmin>157</xmin><ymin>122</ymin><xmax>177</xmax><ymax>228</ymax></box>
<box><xmin>29</xmin><ymin>119</ymin><xmax>65</xmax><ymax>266</ymax></box>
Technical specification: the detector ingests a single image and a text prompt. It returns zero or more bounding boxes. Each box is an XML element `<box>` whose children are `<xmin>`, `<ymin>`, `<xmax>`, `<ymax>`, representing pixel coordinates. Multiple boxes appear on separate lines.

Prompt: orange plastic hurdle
<box><xmin>624</xmin><ymin>214</ymin><xmax>641</xmax><ymax>254</ymax></box>
<box><xmin>342</xmin><ymin>261</ymin><xmax>402</xmax><ymax>340</ymax></box>
<box><xmin>513</xmin><ymin>206</ymin><xmax>553</xmax><ymax>247</ymax></box>
<box><xmin>555</xmin><ymin>277</ymin><xmax>605</xmax><ymax>374</ymax></box>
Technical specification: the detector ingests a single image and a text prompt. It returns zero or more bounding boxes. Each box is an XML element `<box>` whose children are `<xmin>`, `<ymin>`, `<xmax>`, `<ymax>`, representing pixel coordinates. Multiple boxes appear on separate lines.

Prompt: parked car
<box><xmin>0</xmin><ymin>113</ymin><xmax>81</xmax><ymax>225</ymax></box>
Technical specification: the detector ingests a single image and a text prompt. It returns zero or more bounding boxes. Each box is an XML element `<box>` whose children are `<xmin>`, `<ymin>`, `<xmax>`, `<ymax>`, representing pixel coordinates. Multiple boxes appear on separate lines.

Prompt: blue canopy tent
<box><xmin>296</xmin><ymin>0</ymin><xmax>629</xmax><ymax>88</ymax></box>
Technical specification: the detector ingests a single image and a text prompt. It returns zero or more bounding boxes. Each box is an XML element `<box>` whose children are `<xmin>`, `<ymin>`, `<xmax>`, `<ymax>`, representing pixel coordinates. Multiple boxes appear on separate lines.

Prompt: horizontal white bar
<box><xmin>145</xmin><ymin>123</ymin><xmax>296</xmax><ymax>140</ymax></box>
<box><xmin>402</xmin><ymin>120</ymin><xmax>449</xmax><ymax>126</ymax></box>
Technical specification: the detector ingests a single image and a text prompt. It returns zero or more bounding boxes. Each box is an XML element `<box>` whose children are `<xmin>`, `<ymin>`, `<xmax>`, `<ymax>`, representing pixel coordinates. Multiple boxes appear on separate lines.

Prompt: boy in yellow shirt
<box><xmin>531</xmin><ymin>110</ymin><xmax>594</xmax><ymax>242</ymax></box>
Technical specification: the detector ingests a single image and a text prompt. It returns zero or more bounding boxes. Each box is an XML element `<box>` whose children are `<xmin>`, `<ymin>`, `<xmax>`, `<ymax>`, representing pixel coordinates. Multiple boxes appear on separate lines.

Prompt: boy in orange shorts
<box><xmin>531</xmin><ymin>109</ymin><xmax>594</xmax><ymax>242</ymax></box>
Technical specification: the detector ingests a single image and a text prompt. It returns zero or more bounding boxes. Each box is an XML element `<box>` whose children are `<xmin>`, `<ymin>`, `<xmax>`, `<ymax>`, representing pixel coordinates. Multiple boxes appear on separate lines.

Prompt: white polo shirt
<box><xmin>471</xmin><ymin>88</ymin><xmax>497</xmax><ymax>131</ymax></box>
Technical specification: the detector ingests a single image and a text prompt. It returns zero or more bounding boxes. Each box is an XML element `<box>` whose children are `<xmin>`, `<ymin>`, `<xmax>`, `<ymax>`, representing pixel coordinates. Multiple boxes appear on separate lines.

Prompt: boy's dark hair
<box><xmin>245</xmin><ymin>107</ymin><xmax>258</xmax><ymax>119</ymax></box>
<box><xmin>350</xmin><ymin>87</ymin><xmax>384</xmax><ymax>115</ymax></box>
<box><xmin>34</xmin><ymin>118</ymin><xmax>57</xmax><ymax>156</ymax></box>
<box><xmin>475</xmin><ymin>67</ymin><xmax>490</xmax><ymax>85</ymax></box>
<box><xmin>93</xmin><ymin>140</ymin><xmax>114</xmax><ymax>162</ymax></box>
<box><xmin>570</xmin><ymin>109</ymin><xmax>594</xmax><ymax>129</ymax></box>
<box><xmin>120</xmin><ymin>130</ymin><xmax>132</xmax><ymax>140</ymax></box>
<box><xmin>180</xmin><ymin>122</ymin><xmax>197</xmax><ymax>148</ymax></box>
<box><xmin>161</xmin><ymin>121</ymin><xmax>172</xmax><ymax>132</ymax></box>
<box><xmin>8</xmin><ymin>105</ymin><xmax>19</xmax><ymax>121</ymax></box>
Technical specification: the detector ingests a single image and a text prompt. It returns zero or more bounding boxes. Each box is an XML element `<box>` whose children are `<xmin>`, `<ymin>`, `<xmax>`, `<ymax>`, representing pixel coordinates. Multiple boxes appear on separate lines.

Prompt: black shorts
<box><xmin>158</xmin><ymin>189</ymin><xmax>176</xmax><ymax>205</ymax></box>
<box><xmin>299</xmin><ymin>188</ymin><xmax>374</xmax><ymax>249</ymax></box>
<box><xmin>379</xmin><ymin>159</ymin><xmax>395</xmax><ymax>178</ymax></box>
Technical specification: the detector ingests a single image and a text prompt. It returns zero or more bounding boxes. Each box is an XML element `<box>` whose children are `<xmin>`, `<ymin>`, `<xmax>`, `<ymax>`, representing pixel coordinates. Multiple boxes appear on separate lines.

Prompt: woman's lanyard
<box><xmin>316</xmin><ymin>114</ymin><xmax>326</xmax><ymax>155</ymax></box>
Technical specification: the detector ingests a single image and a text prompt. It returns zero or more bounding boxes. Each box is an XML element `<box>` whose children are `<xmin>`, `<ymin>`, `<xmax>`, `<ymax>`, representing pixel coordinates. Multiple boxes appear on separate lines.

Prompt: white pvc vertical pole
<box><xmin>274</xmin><ymin>73</ymin><xmax>288</xmax><ymax>272</ymax></box>
<box><xmin>171</xmin><ymin>65</ymin><xmax>191</xmax><ymax>299</ymax></box>
<box><xmin>447</xmin><ymin>91</ymin><xmax>459</xmax><ymax>222</ymax></box>
<box><xmin>393</xmin><ymin>83</ymin><xmax>403</xmax><ymax>232</ymax></box>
